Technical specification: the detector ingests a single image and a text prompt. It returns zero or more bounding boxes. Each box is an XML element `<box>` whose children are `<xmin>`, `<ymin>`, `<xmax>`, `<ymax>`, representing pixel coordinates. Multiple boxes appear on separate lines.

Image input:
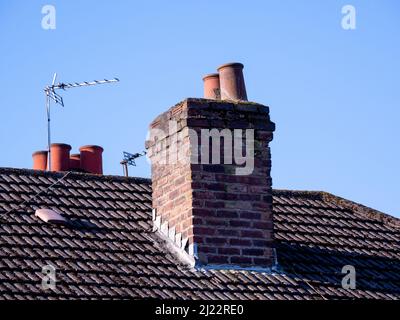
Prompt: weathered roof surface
<box><xmin>0</xmin><ymin>167</ymin><xmax>399</xmax><ymax>300</ymax></box>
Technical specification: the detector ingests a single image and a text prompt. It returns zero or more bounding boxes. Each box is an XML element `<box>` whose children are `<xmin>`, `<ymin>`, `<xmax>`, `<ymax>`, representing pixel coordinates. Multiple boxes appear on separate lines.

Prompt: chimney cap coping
<box><xmin>217</xmin><ymin>62</ymin><xmax>244</xmax><ymax>71</ymax></box>
<box><xmin>79</xmin><ymin>145</ymin><xmax>104</xmax><ymax>152</ymax></box>
<box><xmin>51</xmin><ymin>143</ymin><xmax>72</xmax><ymax>150</ymax></box>
<box><xmin>149</xmin><ymin>99</ymin><xmax>272</xmax><ymax>131</ymax></box>
<box><xmin>202</xmin><ymin>73</ymin><xmax>220</xmax><ymax>81</ymax></box>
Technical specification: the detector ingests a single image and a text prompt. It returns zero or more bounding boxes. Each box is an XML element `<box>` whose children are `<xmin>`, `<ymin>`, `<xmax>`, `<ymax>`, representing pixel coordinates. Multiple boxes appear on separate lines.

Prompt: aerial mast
<box><xmin>120</xmin><ymin>151</ymin><xmax>147</xmax><ymax>177</ymax></box>
<box><xmin>44</xmin><ymin>75</ymin><xmax>119</xmax><ymax>170</ymax></box>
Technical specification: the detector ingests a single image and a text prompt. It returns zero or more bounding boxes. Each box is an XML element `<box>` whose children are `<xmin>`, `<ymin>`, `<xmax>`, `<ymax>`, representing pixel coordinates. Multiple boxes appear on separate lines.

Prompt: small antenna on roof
<box><xmin>44</xmin><ymin>75</ymin><xmax>119</xmax><ymax>170</ymax></box>
<box><xmin>120</xmin><ymin>151</ymin><xmax>147</xmax><ymax>177</ymax></box>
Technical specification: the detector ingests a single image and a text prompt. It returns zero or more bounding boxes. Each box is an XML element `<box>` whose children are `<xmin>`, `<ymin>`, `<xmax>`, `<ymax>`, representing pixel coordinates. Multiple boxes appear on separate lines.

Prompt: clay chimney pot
<box><xmin>217</xmin><ymin>62</ymin><xmax>248</xmax><ymax>101</ymax></box>
<box><xmin>32</xmin><ymin>150</ymin><xmax>48</xmax><ymax>171</ymax></box>
<box><xmin>202</xmin><ymin>73</ymin><xmax>220</xmax><ymax>100</ymax></box>
<box><xmin>50</xmin><ymin>143</ymin><xmax>72</xmax><ymax>172</ymax></box>
<box><xmin>79</xmin><ymin>145</ymin><xmax>104</xmax><ymax>174</ymax></box>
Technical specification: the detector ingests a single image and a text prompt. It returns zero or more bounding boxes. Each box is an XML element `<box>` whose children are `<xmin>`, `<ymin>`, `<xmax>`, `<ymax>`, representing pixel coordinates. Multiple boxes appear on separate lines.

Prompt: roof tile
<box><xmin>0</xmin><ymin>168</ymin><xmax>399</xmax><ymax>300</ymax></box>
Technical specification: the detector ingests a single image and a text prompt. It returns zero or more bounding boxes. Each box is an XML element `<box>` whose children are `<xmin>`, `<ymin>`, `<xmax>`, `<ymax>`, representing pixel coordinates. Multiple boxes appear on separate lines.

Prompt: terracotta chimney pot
<box><xmin>51</xmin><ymin>143</ymin><xmax>72</xmax><ymax>172</ymax></box>
<box><xmin>69</xmin><ymin>154</ymin><xmax>81</xmax><ymax>171</ymax></box>
<box><xmin>79</xmin><ymin>145</ymin><xmax>104</xmax><ymax>174</ymax></box>
<box><xmin>32</xmin><ymin>150</ymin><xmax>48</xmax><ymax>171</ymax></box>
<box><xmin>217</xmin><ymin>62</ymin><xmax>248</xmax><ymax>101</ymax></box>
<box><xmin>203</xmin><ymin>73</ymin><xmax>220</xmax><ymax>99</ymax></box>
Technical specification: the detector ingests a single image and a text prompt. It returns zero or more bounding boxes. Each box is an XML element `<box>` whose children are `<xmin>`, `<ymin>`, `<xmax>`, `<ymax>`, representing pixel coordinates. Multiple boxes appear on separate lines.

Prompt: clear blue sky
<box><xmin>0</xmin><ymin>0</ymin><xmax>399</xmax><ymax>217</ymax></box>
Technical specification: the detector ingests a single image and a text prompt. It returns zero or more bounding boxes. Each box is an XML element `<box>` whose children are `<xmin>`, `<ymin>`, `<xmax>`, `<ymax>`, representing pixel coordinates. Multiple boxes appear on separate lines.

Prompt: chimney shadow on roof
<box><xmin>67</xmin><ymin>218</ymin><xmax>105</xmax><ymax>234</ymax></box>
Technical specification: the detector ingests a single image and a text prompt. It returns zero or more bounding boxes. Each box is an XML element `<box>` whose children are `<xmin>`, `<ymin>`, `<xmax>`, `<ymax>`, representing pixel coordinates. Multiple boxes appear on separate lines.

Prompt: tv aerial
<box><xmin>120</xmin><ymin>151</ymin><xmax>147</xmax><ymax>177</ymax></box>
<box><xmin>44</xmin><ymin>73</ymin><xmax>119</xmax><ymax>170</ymax></box>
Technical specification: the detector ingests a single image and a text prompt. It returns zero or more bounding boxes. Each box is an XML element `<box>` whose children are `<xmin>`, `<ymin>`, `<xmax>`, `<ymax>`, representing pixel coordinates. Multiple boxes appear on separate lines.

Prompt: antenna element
<box><xmin>120</xmin><ymin>151</ymin><xmax>147</xmax><ymax>177</ymax></box>
<box><xmin>43</xmin><ymin>75</ymin><xmax>119</xmax><ymax>170</ymax></box>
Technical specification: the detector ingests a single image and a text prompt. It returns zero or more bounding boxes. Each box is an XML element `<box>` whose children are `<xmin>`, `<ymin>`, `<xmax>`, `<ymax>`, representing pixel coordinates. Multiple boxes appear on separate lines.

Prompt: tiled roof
<box><xmin>0</xmin><ymin>167</ymin><xmax>399</xmax><ymax>300</ymax></box>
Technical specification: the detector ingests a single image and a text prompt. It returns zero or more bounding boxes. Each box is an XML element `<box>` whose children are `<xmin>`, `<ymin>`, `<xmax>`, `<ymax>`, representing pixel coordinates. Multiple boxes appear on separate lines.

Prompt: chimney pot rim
<box><xmin>79</xmin><ymin>145</ymin><xmax>104</xmax><ymax>152</ymax></box>
<box><xmin>50</xmin><ymin>143</ymin><xmax>72</xmax><ymax>150</ymax></box>
<box><xmin>202</xmin><ymin>73</ymin><xmax>220</xmax><ymax>81</ymax></box>
<box><xmin>217</xmin><ymin>62</ymin><xmax>244</xmax><ymax>71</ymax></box>
<box><xmin>32</xmin><ymin>150</ymin><xmax>48</xmax><ymax>156</ymax></box>
<box><xmin>70</xmin><ymin>153</ymin><xmax>81</xmax><ymax>158</ymax></box>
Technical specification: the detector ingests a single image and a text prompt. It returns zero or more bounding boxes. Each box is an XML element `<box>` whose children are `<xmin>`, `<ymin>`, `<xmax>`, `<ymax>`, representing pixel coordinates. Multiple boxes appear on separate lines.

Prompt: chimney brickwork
<box><xmin>146</xmin><ymin>98</ymin><xmax>275</xmax><ymax>268</ymax></box>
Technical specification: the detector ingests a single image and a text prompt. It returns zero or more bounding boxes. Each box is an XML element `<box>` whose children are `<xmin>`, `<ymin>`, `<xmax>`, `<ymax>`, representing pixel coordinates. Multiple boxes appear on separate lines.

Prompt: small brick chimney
<box><xmin>146</xmin><ymin>64</ymin><xmax>275</xmax><ymax>268</ymax></box>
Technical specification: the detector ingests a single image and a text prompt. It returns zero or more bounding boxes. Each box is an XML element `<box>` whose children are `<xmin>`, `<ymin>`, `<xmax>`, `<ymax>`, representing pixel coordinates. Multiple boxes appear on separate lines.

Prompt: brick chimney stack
<box><xmin>146</xmin><ymin>65</ymin><xmax>275</xmax><ymax>268</ymax></box>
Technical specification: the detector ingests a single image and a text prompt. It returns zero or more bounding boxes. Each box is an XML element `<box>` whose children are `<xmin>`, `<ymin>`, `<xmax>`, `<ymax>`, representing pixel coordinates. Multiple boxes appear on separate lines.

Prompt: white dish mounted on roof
<box><xmin>35</xmin><ymin>209</ymin><xmax>68</xmax><ymax>225</ymax></box>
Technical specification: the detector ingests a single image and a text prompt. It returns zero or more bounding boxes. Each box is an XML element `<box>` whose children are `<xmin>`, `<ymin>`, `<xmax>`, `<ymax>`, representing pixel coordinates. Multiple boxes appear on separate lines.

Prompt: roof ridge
<box><xmin>2</xmin><ymin>167</ymin><xmax>398</xmax><ymax>228</ymax></box>
<box><xmin>273</xmin><ymin>189</ymin><xmax>400</xmax><ymax>228</ymax></box>
<box><xmin>272</xmin><ymin>189</ymin><xmax>324</xmax><ymax>200</ymax></box>
<box><xmin>0</xmin><ymin>167</ymin><xmax>151</xmax><ymax>184</ymax></box>
<box><xmin>320</xmin><ymin>191</ymin><xmax>400</xmax><ymax>228</ymax></box>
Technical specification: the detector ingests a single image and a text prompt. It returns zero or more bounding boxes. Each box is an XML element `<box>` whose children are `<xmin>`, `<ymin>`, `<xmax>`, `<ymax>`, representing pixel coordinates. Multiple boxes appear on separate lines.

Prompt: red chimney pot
<box><xmin>79</xmin><ymin>145</ymin><xmax>104</xmax><ymax>174</ymax></box>
<box><xmin>202</xmin><ymin>73</ymin><xmax>220</xmax><ymax>99</ymax></box>
<box><xmin>32</xmin><ymin>150</ymin><xmax>48</xmax><ymax>171</ymax></box>
<box><xmin>217</xmin><ymin>62</ymin><xmax>248</xmax><ymax>101</ymax></box>
<box><xmin>69</xmin><ymin>153</ymin><xmax>81</xmax><ymax>171</ymax></box>
<box><xmin>51</xmin><ymin>143</ymin><xmax>71</xmax><ymax>172</ymax></box>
